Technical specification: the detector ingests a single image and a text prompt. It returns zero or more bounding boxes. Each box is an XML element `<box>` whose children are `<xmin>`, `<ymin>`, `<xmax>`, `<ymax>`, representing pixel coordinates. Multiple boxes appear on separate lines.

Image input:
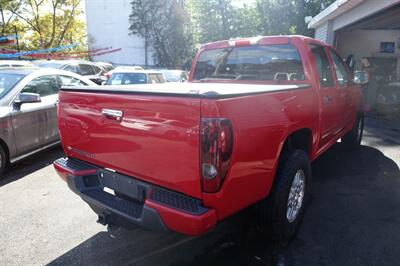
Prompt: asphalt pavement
<box><xmin>0</xmin><ymin>119</ymin><xmax>399</xmax><ymax>266</ymax></box>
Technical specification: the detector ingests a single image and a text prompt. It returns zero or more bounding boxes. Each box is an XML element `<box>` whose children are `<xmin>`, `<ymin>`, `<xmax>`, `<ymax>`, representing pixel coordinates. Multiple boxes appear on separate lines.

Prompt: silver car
<box><xmin>0</xmin><ymin>67</ymin><xmax>96</xmax><ymax>176</ymax></box>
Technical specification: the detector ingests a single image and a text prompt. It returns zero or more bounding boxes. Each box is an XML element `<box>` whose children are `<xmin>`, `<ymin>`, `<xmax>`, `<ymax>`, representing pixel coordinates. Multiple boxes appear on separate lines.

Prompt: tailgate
<box><xmin>58</xmin><ymin>90</ymin><xmax>202</xmax><ymax>198</ymax></box>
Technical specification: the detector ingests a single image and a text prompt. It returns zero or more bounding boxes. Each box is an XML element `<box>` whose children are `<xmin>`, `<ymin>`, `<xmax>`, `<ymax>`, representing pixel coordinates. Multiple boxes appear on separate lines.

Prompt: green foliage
<box><xmin>256</xmin><ymin>0</ymin><xmax>336</xmax><ymax>36</ymax></box>
<box><xmin>0</xmin><ymin>0</ymin><xmax>86</xmax><ymax>52</ymax></box>
<box><xmin>129</xmin><ymin>0</ymin><xmax>163</xmax><ymax>66</ymax></box>
<box><xmin>129</xmin><ymin>0</ymin><xmax>335</xmax><ymax>68</ymax></box>
<box><xmin>130</xmin><ymin>0</ymin><xmax>193</xmax><ymax>68</ymax></box>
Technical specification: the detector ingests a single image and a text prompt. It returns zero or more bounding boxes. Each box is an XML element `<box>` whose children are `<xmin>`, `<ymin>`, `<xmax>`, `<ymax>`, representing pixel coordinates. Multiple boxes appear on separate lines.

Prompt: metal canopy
<box><xmin>342</xmin><ymin>3</ymin><xmax>400</xmax><ymax>31</ymax></box>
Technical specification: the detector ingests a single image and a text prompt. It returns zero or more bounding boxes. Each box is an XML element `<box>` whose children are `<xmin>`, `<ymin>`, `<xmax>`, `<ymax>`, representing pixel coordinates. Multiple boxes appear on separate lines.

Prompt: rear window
<box><xmin>106</xmin><ymin>73</ymin><xmax>147</xmax><ymax>85</ymax></box>
<box><xmin>193</xmin><ymin>44</ymin><xmax>304</xmax><ymax>81</ymax></box>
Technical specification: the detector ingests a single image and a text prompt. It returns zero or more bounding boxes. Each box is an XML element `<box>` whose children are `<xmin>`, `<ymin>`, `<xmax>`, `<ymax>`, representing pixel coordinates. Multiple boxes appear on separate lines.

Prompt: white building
<box><xmin>85</xmin><ymin>0</ymin><xmax>153</xmax><ymax>66</ymax></box>
<box><xmin>308</xmin><ymin>0</ymin><xmax>400</xmax><ymax>75</ymax></box>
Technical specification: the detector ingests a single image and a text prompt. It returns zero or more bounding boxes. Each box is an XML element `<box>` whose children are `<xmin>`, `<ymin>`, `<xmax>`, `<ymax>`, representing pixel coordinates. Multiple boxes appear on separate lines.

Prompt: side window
<box><xmin>329</xmin><ymin>49</ymin><xmax>349</xmax><ymax>87</ymax></box>
<box><xmin>63</xmin><ymin>65</ymin><xmax>79</xmax><ymax>74</ymax></box>
<box><xmin>309</xmin><ymin>44</ymin><xmax>334</xmax><ymax>88</ymax></box>
<box><xmin>148</xmin><ymin>74</ymin><xmax>158</xmax><ymax>84</ymax></box>
<box><xmin>92</xmin><ymin>65</ymin><xmax>102</xmax><ymax>75</ymax></box>
<box><xmin>21</xmin><ymin>75</ymin><xmax>60</xmax><ymax>97</ymax></box>
<box><xmin>59</xmin><ymin>75</ymin><xmax>88</xmax><ymax>86</ymax></box>
<box><xmin>181</xmin><ymin>72</ymin><xmax>188</xmax><ymax>81</ymax></box>
<box><xmin>79</xmin><ymin>64</ymin><xmax>95</xmax><ymax>75</ymax></box>
<box><xmin>156</xmin><ymin>74</ymin><xmax>166</xmax><ymax>83</ymax></box>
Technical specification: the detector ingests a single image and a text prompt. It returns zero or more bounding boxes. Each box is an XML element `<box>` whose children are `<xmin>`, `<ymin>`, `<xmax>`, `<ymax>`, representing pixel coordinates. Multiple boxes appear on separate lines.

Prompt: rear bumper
<box><xmin>53</xmin><ymin>158</ymin><xmax>217</xmax><ymax>236</ymax></box>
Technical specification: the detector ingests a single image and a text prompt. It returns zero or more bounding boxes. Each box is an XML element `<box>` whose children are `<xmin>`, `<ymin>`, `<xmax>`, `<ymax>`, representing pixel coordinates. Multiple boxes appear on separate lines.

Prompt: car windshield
<box><xmin>106</xmin><ymin>73</ymin><xmax>147</xmax><ymax>85</ymax></box>
<box><xmin>162</xmin><ymin>71</ymin><xmax>183</xmax><ymax>82</ymax></box>
<box><xmin>193</xmin><ymin>44</ymin><xmax>305</xmax><ymax>82</ymax></box>
<box><xmin>0</xmin><ymin>73</ymin><xmax>25</xmax><ymax>99</ymax></box>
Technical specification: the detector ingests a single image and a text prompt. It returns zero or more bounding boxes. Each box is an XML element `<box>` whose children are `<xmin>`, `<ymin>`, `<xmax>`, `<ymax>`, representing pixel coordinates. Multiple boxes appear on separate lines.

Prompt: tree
<box><xmin>0</xmin><ymin>0</ymin><xmax>86</xmax><ymax>52</ymax></box>
<box><xmin>186</xmin><ymin>0</ymin><xmax>237</xmax><ymax>44</ymax></box>
<box><xmin>256</xmin><ymin>0</ymin><xmax>336</xmax><ymax>36</ymax></box>
<box><xmin>0</xmin><ymin>0</ymin><xmax>23</xmax><ymax>36</ymax></box>
<box><xmin>129</xmin><ymin>0</ymin><xmax>163</xmax><ymax>67</ymax></box>
<box><xmin>152</xmin><ymin>1</ymin><xmax>194</xmax><ymax>68</ymax></box>
<box><xmin>129</xmin><ymin>0</ymin><xmax>192</xmax><ymax>68</ymax></box>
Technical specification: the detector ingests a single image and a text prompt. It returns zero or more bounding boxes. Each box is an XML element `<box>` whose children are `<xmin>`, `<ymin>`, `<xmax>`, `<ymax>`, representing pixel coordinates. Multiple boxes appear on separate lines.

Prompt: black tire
<box><xmin>0</xmin><ymin>145</ymin><xmax>6</xmax><ymax>178</ymax></box>
<box><xmin>342</xmin><ymin>113</ymin><xmax>364</xmax><ymax>150</ymax></box>
<box><xmin>258</xmin><ymin>149</ymin><xmax>311</xmax><ymax>241</ymax></box>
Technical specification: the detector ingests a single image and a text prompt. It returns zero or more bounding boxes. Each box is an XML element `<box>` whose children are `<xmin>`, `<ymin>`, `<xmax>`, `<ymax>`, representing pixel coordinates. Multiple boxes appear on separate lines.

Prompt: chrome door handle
<box><xmin>101</xmin><ymin>108</ymin><xmax>123</xmax><ymax>121</ymax></box>
<box><xmin>323</xmin><ymin>95</ymin><xmax>332</xmax><ymax>104</ymax></box>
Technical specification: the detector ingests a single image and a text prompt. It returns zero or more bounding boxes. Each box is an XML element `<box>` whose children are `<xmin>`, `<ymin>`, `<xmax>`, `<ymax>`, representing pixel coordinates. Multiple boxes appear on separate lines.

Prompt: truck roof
<box><xmin>201</xmin><ymin>35</ymin><xmax>330</xmax><ymax>50</ymax></box>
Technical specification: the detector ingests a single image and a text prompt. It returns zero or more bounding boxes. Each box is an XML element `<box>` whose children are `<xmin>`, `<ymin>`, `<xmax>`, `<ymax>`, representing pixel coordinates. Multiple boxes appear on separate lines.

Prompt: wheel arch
<box><xmin>280</xmin><ymin>128</ymin><xmax>313</xmax><ymax>158</ymax></box>
<box><xmin>0</xmin><ymin>137</ymin><xmax>10</xmax><ymax>164</ymax></box>
<box><xmin>267</xmin><ymin>128</ymin><xmax>313</xmax><ymax>196</ymax></box>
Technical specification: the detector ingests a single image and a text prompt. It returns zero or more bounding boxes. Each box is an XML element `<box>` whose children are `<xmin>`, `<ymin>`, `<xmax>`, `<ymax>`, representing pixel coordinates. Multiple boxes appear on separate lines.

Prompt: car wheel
<box><xmin>342</xmin><ymin>113</ymin><xmax>364</xmax><ymax>150</ymax></box>
<box><xmin>258</xmin><ymin>149</ymin><xmax>311</xmax><ymax>240</ymax></box>
<box><xmin>0</xmin><ymin>145</ymin><xmax>6</xmax><ymax>178</ymax></box>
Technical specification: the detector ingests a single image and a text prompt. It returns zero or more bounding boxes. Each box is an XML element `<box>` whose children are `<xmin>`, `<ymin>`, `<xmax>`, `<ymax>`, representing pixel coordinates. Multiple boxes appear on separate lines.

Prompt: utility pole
<box><xmin>14</xmin><ymin>25</ymin><xmax>21</xmax><ymax>59</ymax></box>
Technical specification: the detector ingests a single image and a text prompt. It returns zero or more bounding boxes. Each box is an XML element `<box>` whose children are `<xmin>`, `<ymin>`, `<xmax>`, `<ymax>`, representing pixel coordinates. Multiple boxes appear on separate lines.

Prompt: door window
<box><xmin>91</xmin><ymin>65</ymin><xmax>103</xmax><ymax>75</ymax></box>
<box><xmin>156</xmin><ymin>74</ymin><xmax>166</xmax><ymax>83</ymax></box>
<box><xmin>59</xmin><ymin>75</ymin><xmax>88</xmax><ymax>86</ymax></box>
<box><xmin>148</xmin><ymin>74</ymin><xmax>159</xmax><ymax>84</ymax></box>
<box><xmin>63</xmin><ymin>65</ymin><xmax>79</xmax><ymax>74</ymax></box>
<box><xmin>79</xmin><ymin>64</ymin><xmax>95</xmax><ymax>75</ymax></box>
<box><xmin>21</xmin><ymin>75</ymin><xmax>60</xmax><ymax>96</ymax></box>
<box><xmin>329</xmin><ymin>49</ymin><xmax>349</xmax><ymax>87</ymax></box>
<box><xmin>309</xmin><ymin>44</ymin><xmax>334</xmax><ymax>88</ymax></box>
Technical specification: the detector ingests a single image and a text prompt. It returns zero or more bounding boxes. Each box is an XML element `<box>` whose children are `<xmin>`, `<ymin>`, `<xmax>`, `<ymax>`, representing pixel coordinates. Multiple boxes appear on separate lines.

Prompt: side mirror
<box><xmin>353</xmin><ymin>71</ymin><xmax>370</xmax><ymax>85</ymax></box>
<box><xmin>14</xmin><ymin>92</ymin><xmax>41</xmax><ymax>105</ymax></box>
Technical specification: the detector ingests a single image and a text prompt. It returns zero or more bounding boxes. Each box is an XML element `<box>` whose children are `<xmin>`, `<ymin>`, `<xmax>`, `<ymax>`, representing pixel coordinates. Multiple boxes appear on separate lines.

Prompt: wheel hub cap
<box><xmin>286</xmin><ymin>169</ymin><xmax>306</xmax><ymax>223</ymax></box>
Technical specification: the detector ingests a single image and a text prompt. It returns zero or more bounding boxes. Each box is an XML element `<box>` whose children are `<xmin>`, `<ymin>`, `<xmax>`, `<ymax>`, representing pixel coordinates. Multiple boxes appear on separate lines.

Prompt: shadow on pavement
<box><xmin>48</xmin><ymin>143</ymin><xmax>400</xmax><ymax>266</ymax></box>
<box><xmin>0</xmin><ymin>146</ymin><xmax>64</xmax><ymax>187</ymax></box>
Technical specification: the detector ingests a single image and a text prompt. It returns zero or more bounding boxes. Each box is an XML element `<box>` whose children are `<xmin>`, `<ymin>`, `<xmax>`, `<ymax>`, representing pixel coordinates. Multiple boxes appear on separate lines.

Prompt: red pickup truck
<box><xmin>54</xmin><ymin>35</ymin><xmax>364</xmax><ymax>240</ymax></box>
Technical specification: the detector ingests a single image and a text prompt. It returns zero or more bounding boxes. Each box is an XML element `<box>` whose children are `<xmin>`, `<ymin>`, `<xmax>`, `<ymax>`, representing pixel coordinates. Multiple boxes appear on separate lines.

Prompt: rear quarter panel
<box><xmin>201</xmin><ymin>88</ymin><xmax>319</xmax><ymax>219</ymax></box>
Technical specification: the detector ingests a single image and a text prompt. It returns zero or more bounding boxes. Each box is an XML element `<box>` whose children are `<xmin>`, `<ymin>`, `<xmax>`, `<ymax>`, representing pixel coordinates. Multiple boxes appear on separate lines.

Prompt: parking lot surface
<box><xmin>1</xmin><ymin>119</ymin><xmax>399</xmax><ymax>266</ymax></box>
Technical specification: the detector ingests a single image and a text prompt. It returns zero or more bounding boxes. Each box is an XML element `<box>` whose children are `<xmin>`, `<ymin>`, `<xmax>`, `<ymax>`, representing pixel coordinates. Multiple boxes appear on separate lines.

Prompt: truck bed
<box><xmin>58</xmin><ymin>89</ymin><xmax>202</xmax><ymax>198</ymax></box>
<box><xmin>61</xmin><ymin>82</ymin><xmax>311</xmax><ymax>98</ymax></box>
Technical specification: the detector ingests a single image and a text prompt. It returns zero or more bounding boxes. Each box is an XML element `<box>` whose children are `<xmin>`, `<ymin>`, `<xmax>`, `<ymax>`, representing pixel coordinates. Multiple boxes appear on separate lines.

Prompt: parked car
<box><xmin>34</xmin><ymin>60</ymin><xmax>106</xmax><ymax>85</ymax></box>
<box><xmin>54</xmin><ymin>35</ymin><xmax>365</xmax><ymax>240</ymax></box>
<box><xmin>106</xmin><ymin>69</ymin><xmax>166</xmax><ymax>85</ymax></box>
<box><xmin>0</xmin><ymin>68</ymin><xmax>96</xmax><ymax>177</ymax></box>
<box><xmin>0</xmin><ymin>60</ymin><xmax>34</xmax><ymax>67</ymax></box>
<box><xmin>104</xmin><ymin>66</ymin><xmax>145</xmax><ymax>80</ymax></box>
<box><xmin>160</xmin><ymin>70</ymin><xmax>188</xmax><ymax>82</ymax></box>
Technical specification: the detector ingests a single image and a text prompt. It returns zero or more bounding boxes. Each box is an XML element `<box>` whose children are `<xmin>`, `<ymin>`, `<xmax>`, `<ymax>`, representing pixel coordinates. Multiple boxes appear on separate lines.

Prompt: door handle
<box><xmin>323</xmin><ymin>95</ymin><xmax>332</xmax><ymax>104</ymax></box>
<box><xmin>101</xmin><ymin>108</ymin><xmax>123</xmax><ymax>121</ymax></box>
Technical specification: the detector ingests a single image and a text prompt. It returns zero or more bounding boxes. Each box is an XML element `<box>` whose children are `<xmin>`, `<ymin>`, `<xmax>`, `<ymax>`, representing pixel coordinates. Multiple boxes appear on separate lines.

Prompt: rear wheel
<box><xmin>0</xmin><ymin>145</ymin><xmax>6</xmax><ymax>178</ymax></box>
<box><xmin>258</xmin><ymin>149</ymin><xmax>311</xmax><ymax>241</ymax></box>
<box><xmin>342</xmin><ymin>113</ymin><xmax>364</xmax><ymax>150</ymax></box>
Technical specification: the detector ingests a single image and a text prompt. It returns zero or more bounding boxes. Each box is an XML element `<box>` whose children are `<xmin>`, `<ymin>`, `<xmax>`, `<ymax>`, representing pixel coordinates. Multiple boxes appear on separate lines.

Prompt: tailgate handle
<box><xmin>102</xmin><ymin>108</ymin><xmax>123</xmax><ymax>121</ymax></box>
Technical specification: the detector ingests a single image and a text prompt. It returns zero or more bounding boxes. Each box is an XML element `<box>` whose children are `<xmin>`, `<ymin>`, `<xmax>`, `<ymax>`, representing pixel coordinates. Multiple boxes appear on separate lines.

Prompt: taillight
<box><xmin>200</xmin><ymin>118</ymin><xmax>233</xmax><ymax>193</ymax></box>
